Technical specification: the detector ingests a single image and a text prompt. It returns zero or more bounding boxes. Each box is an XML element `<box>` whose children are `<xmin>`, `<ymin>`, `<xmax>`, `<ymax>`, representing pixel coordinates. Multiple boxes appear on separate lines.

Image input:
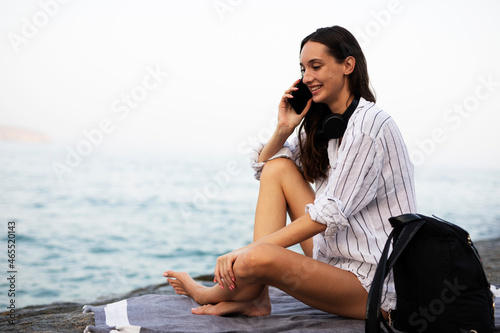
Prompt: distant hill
<box><xmin>0</xmin><ymin>126</ymin><xmax>51</xmax><ymax>143</ymax></box>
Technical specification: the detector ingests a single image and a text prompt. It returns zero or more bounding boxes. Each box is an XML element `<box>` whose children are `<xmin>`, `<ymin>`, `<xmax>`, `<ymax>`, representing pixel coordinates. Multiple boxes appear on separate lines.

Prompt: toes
<box><xmin>163</xmin><ymin>270</ymin><xmax>177</xmax><ymax>278</ymax></box>
<box><xmin>166</xmin><ymin>278</ymin><xmax>178</xmax><ymax>287</ymax></box>
<box><xmin>167</xmin><ymin>280</ymin><xmax>185</xmax><ymax>292</ymax></box>
<box><xmin>174</xmin><ymin>289</ymin><xmax>187</xmax><ymax>296</ymax></box>
<box><xmin>166</xmin><ymin>278</ymin><xmax>184</xmax><ymax>291</ymax></box>
<box><xmin>171</xmin><ymin>285</ymin><xmax>187</xmax><ymax>295</ymax></box>
<box><xmin>192</xmin><ymin>305</ymin><xmax>215</xmax><ymax>315</ymax></box>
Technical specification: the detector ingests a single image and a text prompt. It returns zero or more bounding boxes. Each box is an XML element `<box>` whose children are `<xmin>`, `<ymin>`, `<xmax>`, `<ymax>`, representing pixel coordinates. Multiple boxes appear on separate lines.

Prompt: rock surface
<box><xmin>0</xmin><ymin>240</ymin><xmax>498</xmax><ymax>333</ymax></box>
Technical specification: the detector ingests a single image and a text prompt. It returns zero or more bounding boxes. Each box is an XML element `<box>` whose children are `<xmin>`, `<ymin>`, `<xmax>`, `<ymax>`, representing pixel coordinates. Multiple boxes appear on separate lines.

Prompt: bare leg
<box><xmin>172</xmin><ymin>158</ymin><xmax>314</xmax><ymax>315</ymax></box>
<box><xmin>253</xmin><ymin>158</ymin><xmax>315</xmax><ymax>256</ymax></box>
<box><xmin>165</xmin><ymin>243</ymin><xmax>370</xmax><ymax>319</ymax></box>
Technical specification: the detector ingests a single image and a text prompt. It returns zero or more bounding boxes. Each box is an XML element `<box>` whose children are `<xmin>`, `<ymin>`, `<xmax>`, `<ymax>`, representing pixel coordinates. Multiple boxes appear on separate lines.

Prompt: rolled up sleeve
<box><xmin>306</xmin><ymin>197</ymin><xmax>349</xmax><ymax>235</ymax></box>
<box><xmin>249</xmin><ymin>135</ymin><xmax>302</xmax><ymax>180</ymax></box>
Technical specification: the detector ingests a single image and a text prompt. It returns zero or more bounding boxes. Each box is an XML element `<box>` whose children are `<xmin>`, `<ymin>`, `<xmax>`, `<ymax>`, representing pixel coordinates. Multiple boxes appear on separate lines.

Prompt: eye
<box><xmin>312</xmin><ymin>65</ymin><xmax>321</xmax><ymax>70</ymax></box>
<box><xmin>300</xmin><ymin>67</ymin><xmax>305</xmax><ymax>76</ymax></box>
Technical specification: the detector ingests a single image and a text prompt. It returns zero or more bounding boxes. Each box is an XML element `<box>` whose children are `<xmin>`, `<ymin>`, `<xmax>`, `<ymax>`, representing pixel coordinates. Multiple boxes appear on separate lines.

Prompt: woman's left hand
<box><xmin>214</xmin><ymin>247</ymin><xmax>246</xmax><ymax>290</ymax></box>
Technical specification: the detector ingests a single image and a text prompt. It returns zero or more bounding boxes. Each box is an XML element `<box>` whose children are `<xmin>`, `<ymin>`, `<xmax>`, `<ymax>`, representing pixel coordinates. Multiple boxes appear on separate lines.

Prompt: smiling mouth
<box><xmin>310</xmin><ymin>85</ymin><xmax>322</xmax><ymax>93</ymax></box>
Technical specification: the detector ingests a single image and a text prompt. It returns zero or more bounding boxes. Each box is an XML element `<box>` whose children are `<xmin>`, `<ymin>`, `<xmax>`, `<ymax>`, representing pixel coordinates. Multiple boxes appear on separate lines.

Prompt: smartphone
<box><xmin>287</xmin><ymin>80</ymin><xmax>312</xmax><ymax>114</ymax></box>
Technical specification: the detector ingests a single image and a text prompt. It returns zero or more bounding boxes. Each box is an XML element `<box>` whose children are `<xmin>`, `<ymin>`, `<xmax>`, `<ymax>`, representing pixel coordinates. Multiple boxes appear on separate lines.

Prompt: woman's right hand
<box><xmin>278</xmin><ymin>79</ymin><xmax>313</xmax><ymax>134</ymax></box>
<box><xmin>257</xmin><ymin>79</ymin><xmax>313</xmax><ymax>163</ymax></box>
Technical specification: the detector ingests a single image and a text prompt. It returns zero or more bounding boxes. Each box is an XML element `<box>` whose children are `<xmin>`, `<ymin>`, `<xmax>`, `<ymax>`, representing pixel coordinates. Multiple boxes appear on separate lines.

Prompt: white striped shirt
<box><xmin>250</xmin><ymin>98</ymin><xmax>417</xmax><ymax>311</ymax></box>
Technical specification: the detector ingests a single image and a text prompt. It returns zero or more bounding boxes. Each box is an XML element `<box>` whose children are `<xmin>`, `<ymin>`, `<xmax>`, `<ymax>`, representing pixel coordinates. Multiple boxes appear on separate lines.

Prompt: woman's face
<box><xmin>300</xmin><ymin>41</ymin><xmax>350</xmax><ymax>111</ymax></box>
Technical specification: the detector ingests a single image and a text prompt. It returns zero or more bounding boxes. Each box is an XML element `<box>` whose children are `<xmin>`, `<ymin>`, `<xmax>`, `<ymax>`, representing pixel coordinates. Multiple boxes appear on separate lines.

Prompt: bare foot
<box><xmin>164</xmin><ymin>270</ymin><xmax>272</xmax><ymax>317</ymax></box>
<box><xmin>163</xmin><ymin>271</ymin><xmax>208</xmax><ymax>305</ymax></box>
<box><xmin>192</xmin><ymin>289</ymin><xmax>271</xmax><ymax>317</ymax></box>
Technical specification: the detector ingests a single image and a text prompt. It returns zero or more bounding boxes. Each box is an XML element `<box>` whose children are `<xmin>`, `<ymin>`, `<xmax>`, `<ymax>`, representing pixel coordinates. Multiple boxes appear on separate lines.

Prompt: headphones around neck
<box><xmin>317</xmin><ymin>97</ymin><xmax>360</xmax><ymax>140</ymax></box>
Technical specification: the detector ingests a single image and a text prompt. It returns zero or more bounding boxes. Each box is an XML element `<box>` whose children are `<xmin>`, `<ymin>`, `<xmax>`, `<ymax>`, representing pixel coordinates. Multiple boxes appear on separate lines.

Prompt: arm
<box><xmin>257</xmin><ymin>126</ymin><xmax>294</xmax><ymax>162</ymax></box>
<box><xmin>254</xmin><ymin>213</ymin><xmax>326</xmax><ymax>248</ymax></box>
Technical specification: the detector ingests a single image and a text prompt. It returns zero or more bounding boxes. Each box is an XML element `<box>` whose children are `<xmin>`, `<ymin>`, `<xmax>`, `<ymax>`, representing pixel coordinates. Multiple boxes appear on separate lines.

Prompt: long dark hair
<box><xmin>298</xmin><ymin>26</ymin><xmax>375</xmax><ymax>183</ymax></box>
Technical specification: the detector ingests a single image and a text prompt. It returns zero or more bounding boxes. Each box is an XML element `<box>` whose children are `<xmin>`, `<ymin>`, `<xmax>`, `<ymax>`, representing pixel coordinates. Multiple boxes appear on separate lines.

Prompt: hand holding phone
<box><xmin>287</xmin><ymin>79</ymin><xmax>312</xmax><ymax>114</ymax></box>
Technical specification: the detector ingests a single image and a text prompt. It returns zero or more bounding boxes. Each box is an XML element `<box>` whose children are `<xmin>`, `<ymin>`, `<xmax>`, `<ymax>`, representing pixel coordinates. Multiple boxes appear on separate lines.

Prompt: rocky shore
<box><xmin>1</xmin><ymin>239</ymin><xmax>499</xmax><ymax>333</ymax></box>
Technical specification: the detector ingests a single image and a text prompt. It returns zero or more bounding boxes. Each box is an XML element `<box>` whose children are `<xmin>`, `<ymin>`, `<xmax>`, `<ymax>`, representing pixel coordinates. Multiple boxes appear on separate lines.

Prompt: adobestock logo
<box><xmin>281</xmin><ymin>258</ymin><xmax>319</xmax><ymax>292</ymax></box>
<box><xmin>237</xmin><ymin>114</ymin><xmax>277</xmax><ymax>156</ymax></box>
<box><xmin>212</xmin><ymin>0</ymin><xmax>244</xmax><ymax>21</ymax></box>
<box><xmin>51</xmin><ymin>64</ymin><xmax>169</xmax><ymax>184</ymax></box>
<box><xmin>409</xmin><ymin>277</ymin><xmax>467</xmax><ymax>332</ymax></box>
<box><xmin>179</xmin><ymin>160</ymin><xmax>242</xmax><ymax>221</ymax></box>
<box><xmin>7</xmin><ymin>0</ymin><xmax>72</xmax><ymax>54</ymax></box>
<box><xmin>410</xmin><ymin>74</ymin><xmax>499</xmax><ymax>165</ymax></box>
<box><xmin>353</xmin><ymin>0</ymin><xmax>403</xmax><ymax>49</ymax></box>
<box><xmin>178</xmin><ymin>108</ymin><xmax>277</xmax><ymax>223</ymax></box>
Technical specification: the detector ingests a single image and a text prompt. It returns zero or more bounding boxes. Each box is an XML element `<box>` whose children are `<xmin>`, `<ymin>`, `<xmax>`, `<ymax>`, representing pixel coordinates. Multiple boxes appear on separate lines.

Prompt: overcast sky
<box><xmin>1</xmin><ymin>0</ymin><xmax>499</xmax><ymax>168</ymax></box>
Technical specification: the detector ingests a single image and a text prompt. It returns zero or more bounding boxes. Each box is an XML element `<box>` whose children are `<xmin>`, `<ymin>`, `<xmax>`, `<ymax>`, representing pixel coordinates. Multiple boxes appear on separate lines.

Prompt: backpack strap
<box><xmin>365</xmin><ymin>214</ymin><xmax>426</xmax><ymax>333</ymax></box>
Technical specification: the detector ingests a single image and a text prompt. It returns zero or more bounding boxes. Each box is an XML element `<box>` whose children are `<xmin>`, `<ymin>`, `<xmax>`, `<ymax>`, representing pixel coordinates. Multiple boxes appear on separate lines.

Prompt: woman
<box><xmin>164</xmin><ymin>25</ymin><xmax>416</xmax><ymax>320</ymax></box>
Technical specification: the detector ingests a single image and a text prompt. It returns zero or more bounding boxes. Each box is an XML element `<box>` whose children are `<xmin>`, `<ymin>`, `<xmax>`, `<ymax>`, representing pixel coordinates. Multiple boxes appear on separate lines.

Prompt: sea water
<box><xmin>1</xmin><ymin>142</ymin><xmax>499</xmax><ymax>308</ymax></box>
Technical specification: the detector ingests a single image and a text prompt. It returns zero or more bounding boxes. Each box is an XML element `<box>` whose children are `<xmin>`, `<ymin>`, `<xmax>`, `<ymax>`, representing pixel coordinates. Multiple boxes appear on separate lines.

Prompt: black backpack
<box><xmin>366</xmin><ymin>213</ymin><xmax>495</xmax><ymax>332</ymax></box>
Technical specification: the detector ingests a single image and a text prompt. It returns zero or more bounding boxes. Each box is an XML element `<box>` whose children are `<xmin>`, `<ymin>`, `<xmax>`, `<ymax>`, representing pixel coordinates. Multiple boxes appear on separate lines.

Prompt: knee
<box><xmin>260</xmin><ymin>158</ymin><xmax>297</xmax><ymax>182</ymax></box>
<box><xmin>234</xmin><ymin>243</ymin><xmax>276</xmax><ymax>279</ymax></box>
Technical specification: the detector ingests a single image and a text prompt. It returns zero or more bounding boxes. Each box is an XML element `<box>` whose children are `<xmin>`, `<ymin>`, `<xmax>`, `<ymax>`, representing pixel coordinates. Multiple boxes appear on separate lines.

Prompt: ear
<box><xmin>343</xmin><ymin>56</ymin><xmax>356</xmax><ymax>75</ymax></box>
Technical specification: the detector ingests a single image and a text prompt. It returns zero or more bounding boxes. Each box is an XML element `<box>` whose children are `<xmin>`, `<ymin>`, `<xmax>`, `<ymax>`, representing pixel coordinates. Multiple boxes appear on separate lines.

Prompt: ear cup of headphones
<box><xmin>316</xmin><ymin>97</ymin><xmax>359</xmax><ymax>140</ymax></box>
<box><xmin>319</xmin><ymin>114</ymin><xmax>347</xmax><ymax>139</ymax></box>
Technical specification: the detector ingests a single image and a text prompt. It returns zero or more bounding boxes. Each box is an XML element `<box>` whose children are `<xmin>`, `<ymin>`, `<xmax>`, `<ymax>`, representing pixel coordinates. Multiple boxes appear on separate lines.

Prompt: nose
<box><xmin>302</xmin><ymin>69</ymin><xmax>313</xmax><ymax>85</ymax></box>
